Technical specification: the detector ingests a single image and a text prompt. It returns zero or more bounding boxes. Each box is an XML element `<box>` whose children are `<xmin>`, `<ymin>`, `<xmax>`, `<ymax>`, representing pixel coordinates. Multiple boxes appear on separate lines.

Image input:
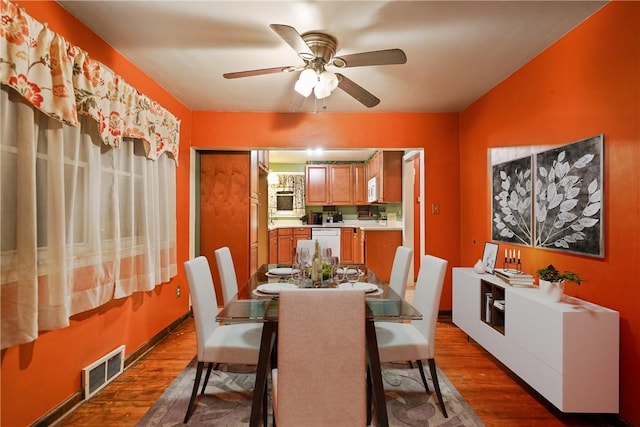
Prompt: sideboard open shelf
<box><xmin>453</xmin><ymin>268</ymin><xmax>619</xmax><ymax>414</ymax></box>
<box><xmin>480</xmin><ymin>279</ymin><xmax>505</xmax><ymax>334</ymax></box>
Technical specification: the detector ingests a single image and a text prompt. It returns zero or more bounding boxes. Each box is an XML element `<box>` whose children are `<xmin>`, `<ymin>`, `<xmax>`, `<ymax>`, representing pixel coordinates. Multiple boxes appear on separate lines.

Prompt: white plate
<box><xmin>256</xmin><ymin>283</ymin><xmax>298</xmax><ymax>294</ymax></box>
<box><xmin>337</xmin><ymin>282</ymin><xmax>379</xmax><ymax>293</ymax></box>
<box><xmin>268</xmin><ymin>267</ymin><xmax>298</xmax><ymax>276</ymax></box>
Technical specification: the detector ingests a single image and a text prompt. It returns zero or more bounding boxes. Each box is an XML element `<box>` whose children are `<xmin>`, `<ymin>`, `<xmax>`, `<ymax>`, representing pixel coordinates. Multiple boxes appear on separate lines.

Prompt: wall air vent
<box><xmin>82</xmin><ymin>345</ymin><xmax>125</xmax><ymax>399</ymax></box>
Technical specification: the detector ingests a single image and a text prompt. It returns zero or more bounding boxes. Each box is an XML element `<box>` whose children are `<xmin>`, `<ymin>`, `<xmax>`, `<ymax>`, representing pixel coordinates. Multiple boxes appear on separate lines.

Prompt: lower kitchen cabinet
<box><xmin>271</xmin><ymin>227</ymin><xmax>311</xmax><ymax>264</ymax></box>
<box><xmin>363</xmin><ymin>230</ymin><xmax>402</xmax><ymax>282</ymax></box>
<box><xmin>268</xmin><ymin>230</ymin><xmax>278</xmax><ymax>264</ymax></box>
<box><xmin>340</xmin><ymin>227</ymin><xmax>360</xmax><ymax>264</ymax></box>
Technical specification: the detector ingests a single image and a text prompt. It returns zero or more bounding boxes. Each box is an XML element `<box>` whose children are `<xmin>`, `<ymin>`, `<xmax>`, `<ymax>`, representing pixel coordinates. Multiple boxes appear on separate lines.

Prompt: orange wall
<box><xmin>459</xmin><ymin>2</ymin><xmax>639</xmax><ymax>424</ymax></box>
<box><xmin>191</xmin><ymin>111</ymin><xmax>461</xmax><ymax>305</ymax></box>
<box><xmin>1</xmin><ymin>2</ymin><xmax>193</xmax><ymax>426</ymax></box>
<box><xmin>5</xmin><ymin>1</ymin><xmax>638</xmax><ymax>426</ymax></box>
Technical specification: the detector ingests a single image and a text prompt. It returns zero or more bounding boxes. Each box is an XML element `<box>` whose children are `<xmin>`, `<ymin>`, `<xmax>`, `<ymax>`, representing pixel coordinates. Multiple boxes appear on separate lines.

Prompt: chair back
<box><xmin>214</xmin><ymin>246</ymin><xmax>238</xmax><ymax>305</ymax></box>
<box><xmin>184</xmin><ymin>256</ymin><xmax>219</xmax><ymax>361</ymax></box>
<box><xmin>412</xmin><ymin>254</ymin><xmax>448</xmax><ymax>358</ymax></box>
<box><xmin>388</xmin><ymin>246</ymin><xmax>413</xmax><ymax>297</ymax></box>
<box><xmin>296</xmin><ymin>239</ymin><xmax>316</xmax><ymax>254</ymax></box>
<box><xmin>275</xmin><ymin>289</ymin><xmax>367</xmax><ymax>427</ymax></box>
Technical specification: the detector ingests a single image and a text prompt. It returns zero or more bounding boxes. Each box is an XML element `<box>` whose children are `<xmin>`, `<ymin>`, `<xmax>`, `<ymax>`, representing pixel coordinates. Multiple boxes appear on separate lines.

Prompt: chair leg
<box><xmin>416</xmin><ymin>360</ymin><xmax>430</xmax><ymax>392</ymax></box>
<box><xmin>200</xmin><ymin>362</ymin><xmax>216</xmax><ymax>394</ymax></box>
<box><xmin>427</xmin><ymin>358</ymin><xmax>448</xmax><ymax>418</ymax></box>
<box><xmin>263</xmin><ymin>379</ymin><xmax>269</xmax><ymax>427</ymax></box>
<box><xmin>184</xmin><ymin>361</ymin><xmax>205</xmax><ymax>423</ymax></box>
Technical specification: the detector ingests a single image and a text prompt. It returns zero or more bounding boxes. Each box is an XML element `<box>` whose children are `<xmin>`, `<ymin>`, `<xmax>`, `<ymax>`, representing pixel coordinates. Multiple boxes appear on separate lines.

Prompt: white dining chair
<box><xmin>183</xmin><ymin>256</ymin><xmax>263</xmax><ymax>423</ymax></box>
<box><xmin>295</xmin><ymin>239</ymin><xmax>317</xmax><ymax>255</ymax></box>
<box><xmin>388</xmin><ymin>246</ymin><xmax>413</xmax><ymax>298</ymax></box>
<box><xmin>214</xmin><ymin>246</ymin><xmax>238</xmax><ymax>305</ymax></box>
<box><xmin>374</xmin><ymin>254</ymin><xmax>449</xmax><ymax>417</ymax></box>
<box><xmin>271</xmin><ymin>289</ymin><xmax>367</xmax><ymax>427</ymax></box>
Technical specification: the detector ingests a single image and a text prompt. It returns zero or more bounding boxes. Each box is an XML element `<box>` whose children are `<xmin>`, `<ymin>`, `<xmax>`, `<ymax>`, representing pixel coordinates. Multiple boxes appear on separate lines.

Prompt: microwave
<box><xmin>276</xmin><ymin>190</ymin><xmax>295</xmax><ymax>215</ymax></box>
<box><xmin>367</xmin><ymin>177</ymin><xmax>378</xmax><ymax>203</ymax></box>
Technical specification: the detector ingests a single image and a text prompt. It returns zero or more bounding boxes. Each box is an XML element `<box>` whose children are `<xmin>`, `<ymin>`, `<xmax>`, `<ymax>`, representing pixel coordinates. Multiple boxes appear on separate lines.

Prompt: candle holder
<box><xmin>502</xmin><ymin>257</ymin><xmax>523</xmax><ymax>273</ymax></box>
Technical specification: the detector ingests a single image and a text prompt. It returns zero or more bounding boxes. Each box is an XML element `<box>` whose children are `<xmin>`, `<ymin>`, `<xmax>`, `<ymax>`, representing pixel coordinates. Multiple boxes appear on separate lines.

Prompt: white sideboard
<box><xmin>452</xmin><ymin>268</ymin><xmax>619</xmax><ymax>413</ymax></box>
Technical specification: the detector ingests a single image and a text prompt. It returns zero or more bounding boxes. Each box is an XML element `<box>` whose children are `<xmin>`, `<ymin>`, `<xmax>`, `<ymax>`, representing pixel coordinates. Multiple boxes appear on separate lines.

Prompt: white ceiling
<box><xmin>57</xmin><ymin>0</ymin><xmax>605</xmax><ymax>115</ymax></box>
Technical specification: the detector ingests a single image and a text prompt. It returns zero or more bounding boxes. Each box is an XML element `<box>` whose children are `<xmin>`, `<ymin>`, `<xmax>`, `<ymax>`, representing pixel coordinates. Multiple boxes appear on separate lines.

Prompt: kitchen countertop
<box><xmin>268</xmin><ymin>221</ymin><xmax>403</xmax><ymax>232</ymax></box>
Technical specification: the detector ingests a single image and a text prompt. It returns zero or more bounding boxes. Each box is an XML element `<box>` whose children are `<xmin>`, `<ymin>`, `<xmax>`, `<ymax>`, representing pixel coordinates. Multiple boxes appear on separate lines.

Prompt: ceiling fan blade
<box><xmin>270</xmin><ymin>24</ymin><xmax>314</xmax><ymax>58</ymax></box>
<box><xmin>288</xmin><ymin>92</ymin><xmax>307</xmax><ymax>112</ymax></box>
<box><xmin>336</xmin><ymin>74</ymin><xmax>380</xmax><ymax>108</ymax></box>
<box><xmin>333</xmin><ymin>49</ymin><xmax>407</xmax><ymax>68</ymax></box>
<box><xmin>223</xmin><ymin>66</ymin><xmax>296</xmax><ymax>79</ymax></box>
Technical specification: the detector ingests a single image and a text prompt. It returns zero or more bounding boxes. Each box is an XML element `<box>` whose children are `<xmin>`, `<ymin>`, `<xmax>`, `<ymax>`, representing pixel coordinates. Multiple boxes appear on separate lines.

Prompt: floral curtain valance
<box><xmin>0</xmin><ymin>0</ymin><xmax>180</xmax><ymax>163</ymax></box>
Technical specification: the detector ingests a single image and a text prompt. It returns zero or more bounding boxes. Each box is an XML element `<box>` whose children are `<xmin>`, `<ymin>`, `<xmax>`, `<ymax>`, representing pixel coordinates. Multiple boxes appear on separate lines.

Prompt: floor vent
<box><xmin>82</xmin><ymin>345</ymin><xmax>125</xmax><ymax>399</ymax></box>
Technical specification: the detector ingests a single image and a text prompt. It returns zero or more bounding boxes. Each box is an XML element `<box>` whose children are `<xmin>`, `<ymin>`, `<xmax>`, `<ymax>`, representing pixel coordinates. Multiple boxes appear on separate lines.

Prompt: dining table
<box><xmin>215</xmin><ymin>263</ymin><xmax>423</xmax><ymax>427</ymax></box>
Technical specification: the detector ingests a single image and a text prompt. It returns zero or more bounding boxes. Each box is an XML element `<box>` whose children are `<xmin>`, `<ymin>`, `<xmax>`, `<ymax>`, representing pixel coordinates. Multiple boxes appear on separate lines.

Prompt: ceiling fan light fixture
<box><xmin>319</xmin><ymin>70</ymin><xmax>339</xmax><ymax>91</ymax></box>
<box><xmin>314</xmin><ymin>84</ymin><xmax>332</xmax><ymax>99</ymax></box>
<box><xmin>294</xmin><ymin>79</ymin><xmax>313</xmax><ymax>97</ymax></box>
<box><xmin>299</xmin><ymin>68</ymin><xmax>317</xmax><ymax>84</ymax></box>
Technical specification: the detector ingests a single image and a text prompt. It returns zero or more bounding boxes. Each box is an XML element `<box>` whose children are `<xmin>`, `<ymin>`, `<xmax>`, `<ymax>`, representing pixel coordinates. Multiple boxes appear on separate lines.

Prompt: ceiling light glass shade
<box><xmin>294</xmin><ymin>69</ymin><xmax>338</xmax><ymax>100</ymax></box>
<box><xmin>319</xmin><ymin>71</ymin><xmax>339</xmax><ymax>91</ymax></box>
<box><xmin>299</xmin><ymin>68</ymin><xmax>317</xmax><ymax>84</ymax></box>
<box><xmin>294</xmin><ymin>79</ymin><xmax>313</xmax><ymax>97</ymax></box>
<box><xmin>314</xmin><ymin>84</ymin><xmax>332</xmax><ymax>99</ymax></box>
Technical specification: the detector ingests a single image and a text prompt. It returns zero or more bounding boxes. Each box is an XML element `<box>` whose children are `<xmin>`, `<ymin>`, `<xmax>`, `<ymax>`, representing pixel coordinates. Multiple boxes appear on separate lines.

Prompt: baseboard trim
<box><xmin>36</xmin><ymin>312</ymin><xmax>192</xmax><ymax>427</ymax></box>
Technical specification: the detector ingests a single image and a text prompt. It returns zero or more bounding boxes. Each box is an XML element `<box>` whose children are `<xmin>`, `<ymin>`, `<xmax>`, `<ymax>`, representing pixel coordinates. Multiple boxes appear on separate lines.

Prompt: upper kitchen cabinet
<box><xmin>305</xmin><ymin>165</ymin><xmax>328</xmax><ymax>205</ymax></box>
<box><xmin>305</xmin><ymin>164</ymin><xmax>353</xmax><ymax>205</ymax></box>
<box><xmin>367</xmin><ymin>151</ymin><xmax>403</xmax><ymax>203</ymax></box>
<box><xmin>353</xmin><ymin>164</ymin><xmax>368</xmax><ymax>205</ymax></box>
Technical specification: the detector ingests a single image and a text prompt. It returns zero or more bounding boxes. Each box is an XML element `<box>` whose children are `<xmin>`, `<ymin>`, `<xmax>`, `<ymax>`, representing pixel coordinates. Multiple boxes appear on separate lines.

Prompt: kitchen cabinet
<box><xmin>305</xmin><ymin>165</ymin><xmax>329</xmax><ymax>205</ymax></box>
<box><xmin>353</xmin><ymin>164</ymin><xmax>368</xmax><ymax>205</ymax></box>
<box><xmin>329</xmin><ymin>164</ymin><xmax>353</xmax><ymax>205</ymax></box>
<box><xmin>273</xmin><ymin>227</ymin><xmax>311</xmax><ymax>264</ymax></box>
<box><xmin>367</xmin><ymin>151</ymin><xmax>403</xmax><ymax>203</ymax></box>
<box><xmin>268</xmin><ymin>229</ymin><xmax>278</xmax><ymax>264</ymax></box>
<box><xmin>277</xmin><ymin>228</ymin><xmax>293</xmax><ymax>264</ymax></box>
<box><xmin>363</xmin><ymin>230</ymin><xmax>402</xmax><ymax>282</ymax></box>
<box><xmin>305</xmin><ymin>164</ymin><xmax>353</xmax><ymax>205</ymax></box>
<box><xmin>340</xmin><ymin>228</ymin><xmax>357</xmax><ymax>264</ymax></box>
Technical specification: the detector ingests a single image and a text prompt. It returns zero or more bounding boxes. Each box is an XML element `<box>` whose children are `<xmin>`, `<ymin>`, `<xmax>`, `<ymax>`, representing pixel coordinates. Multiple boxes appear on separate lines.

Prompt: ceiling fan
<box><xmin>223</xmin><ymin>24</ymin><xmax>407</xmax><ymax>110</ymax></box>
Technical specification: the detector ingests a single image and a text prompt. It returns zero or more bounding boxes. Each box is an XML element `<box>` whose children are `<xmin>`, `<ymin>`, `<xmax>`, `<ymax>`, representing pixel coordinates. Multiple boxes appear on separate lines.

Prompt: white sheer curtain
<box><xmin>1</xmin><ymin>86</ymin><xmax>177</xmax><ymax>349</ymax></box>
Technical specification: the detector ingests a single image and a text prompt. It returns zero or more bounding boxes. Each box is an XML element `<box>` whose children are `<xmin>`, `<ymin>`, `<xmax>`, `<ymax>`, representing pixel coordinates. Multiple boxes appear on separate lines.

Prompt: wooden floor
<box><xmin>53</xmin><ymin>312</ymin><xmax>621</xmax><ymax>427</ymax></box>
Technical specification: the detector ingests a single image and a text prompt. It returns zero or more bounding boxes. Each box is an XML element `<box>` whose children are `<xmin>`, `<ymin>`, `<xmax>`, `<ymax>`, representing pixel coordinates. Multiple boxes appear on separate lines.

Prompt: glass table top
<box><xmin>216</xmin><ymin>263</ymin><xmax>422</xmax><ymax>322</ymax></box>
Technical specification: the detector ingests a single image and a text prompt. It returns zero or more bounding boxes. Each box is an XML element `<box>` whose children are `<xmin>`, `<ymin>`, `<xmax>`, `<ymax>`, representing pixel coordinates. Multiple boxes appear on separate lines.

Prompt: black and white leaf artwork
<box><xmin>534</xmin><ymin>135</ymin><xmax>603</xmax><ymax>257</ymax></box>
<box><xmin>491</xmin><ymin>156</ymin><xmax>533</xmax><ymax>246</ymax></box>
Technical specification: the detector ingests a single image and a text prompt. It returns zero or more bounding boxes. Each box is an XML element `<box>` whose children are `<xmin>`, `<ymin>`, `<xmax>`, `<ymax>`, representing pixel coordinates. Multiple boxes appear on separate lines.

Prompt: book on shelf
<box><xmin>493</xmin><ymin>299</ymin><xmax>505</xmax><ymax>310</ymax></box>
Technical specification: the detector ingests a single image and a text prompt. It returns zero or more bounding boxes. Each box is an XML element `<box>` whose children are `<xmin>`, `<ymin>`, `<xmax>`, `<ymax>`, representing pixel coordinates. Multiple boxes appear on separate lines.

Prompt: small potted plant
<box><xmin>299</xmin><ymin>213</ymin><xmax>308</xmax><ymax>225</ymax></box>
<box><xmin>535</xmin><ymin>264</ymin><xmax>584</xmax><ymax>302</ymax></box>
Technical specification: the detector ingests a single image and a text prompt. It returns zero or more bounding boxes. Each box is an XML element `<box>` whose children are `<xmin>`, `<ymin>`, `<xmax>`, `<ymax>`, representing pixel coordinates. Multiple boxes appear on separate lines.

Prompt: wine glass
<box><xmin>346</xmin><ymin>266</ymin><xmax>360</xmax><ymax>288</ymax></box>
<box><xmin>321</xmin><ymin>247</ymin><xmax>332</xmax><ymax>262</ymax></box>
<box><xmin>290</xmin><ymin>263</ymin><xmax>304</xmax><ymax>287</ymax></box>
<box><xmin>298</xmin><ymin>247</ymin><xmax>310</xmax><ymax>266</ymax></box>
<box><xmin>297</xmin><ymin>247</ymin><xmax>311</xmax><ymax>278</ymax></box>
<box><xmin>326</xmin><ymin>256</ymin><xmax>338</xmax><ymax>281</ymax></box>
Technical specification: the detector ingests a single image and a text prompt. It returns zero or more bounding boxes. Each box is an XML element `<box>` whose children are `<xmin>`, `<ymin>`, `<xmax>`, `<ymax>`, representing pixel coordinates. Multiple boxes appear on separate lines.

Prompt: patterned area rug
<box><xmin>138</xmin><ymin>359</ymin><xmax>484</xmax><ymax>427</ymax></box>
